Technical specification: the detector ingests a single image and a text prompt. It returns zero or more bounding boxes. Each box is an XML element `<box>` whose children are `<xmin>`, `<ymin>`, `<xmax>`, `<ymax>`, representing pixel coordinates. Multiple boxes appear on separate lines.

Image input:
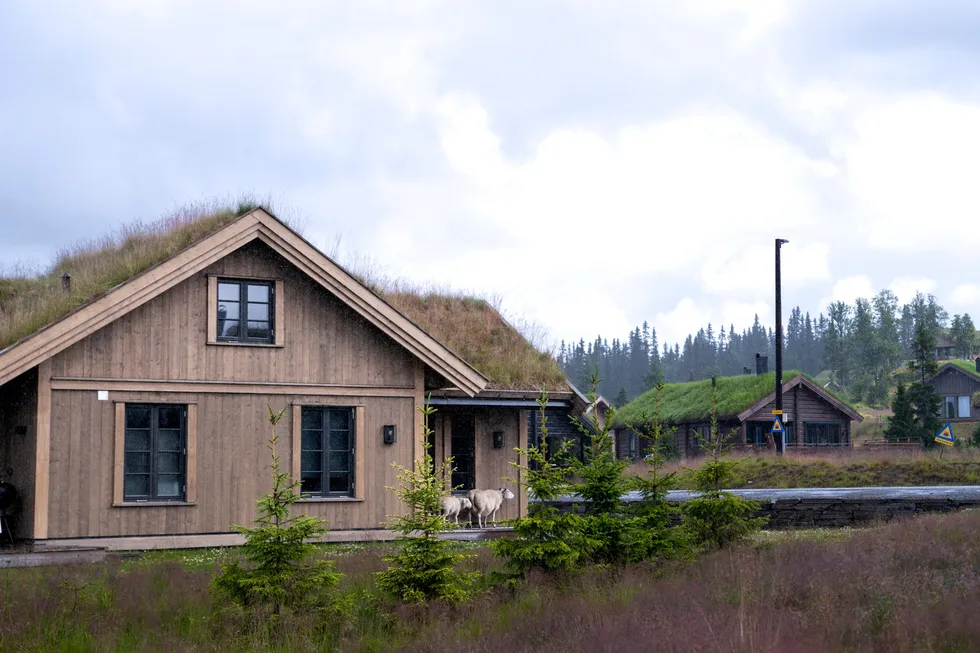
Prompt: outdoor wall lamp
<box><xmin>383</xmin><ymin>424</ymin><xmax>397</xmax><ymax>445</ymax></box>
<box><xmin>492</xmin><ymin>430</ymin><xmax>504</xmax><ymax>449</ymax></box>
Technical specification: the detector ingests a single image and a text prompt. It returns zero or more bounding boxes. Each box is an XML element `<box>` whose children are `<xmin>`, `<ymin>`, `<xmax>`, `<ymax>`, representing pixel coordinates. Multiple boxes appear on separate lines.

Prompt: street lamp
<box><xmin>775</xmin><ymin>238</ymin><xmax>789</xmax><ymax>453</ymax></box>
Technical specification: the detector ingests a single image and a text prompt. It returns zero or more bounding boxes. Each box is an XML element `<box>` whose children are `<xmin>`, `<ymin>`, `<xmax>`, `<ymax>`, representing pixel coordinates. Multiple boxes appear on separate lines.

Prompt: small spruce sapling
<box><xmin>491</xmin><ymin>390</ymin><xmax>592</xmax><ymax>577</ymax></box>
<box><xmin>681</xmin><ymin>389</ymin><xmax>766</xmax><ymax>549</ymax></box>
<box><xmin>212</xmin><ymin>405</ymin><xmax>341</xmax><ymax>616</ymax></box>
<box><xmin>375</xmin><ymin>402</ymin><xmax>476</xmax><ymax>603</ymax></box>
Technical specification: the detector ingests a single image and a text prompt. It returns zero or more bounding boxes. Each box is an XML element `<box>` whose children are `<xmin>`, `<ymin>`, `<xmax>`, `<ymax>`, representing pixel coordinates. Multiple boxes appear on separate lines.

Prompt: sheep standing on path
<box><xmin>469</xmin><ymin>488</ymin><xmax>516</xmax><ymax>528</ymax></box>
<box><xmin>441</xmin><ymin>496</ymin><xmax>472</xmax><ymax>525</ymax></box>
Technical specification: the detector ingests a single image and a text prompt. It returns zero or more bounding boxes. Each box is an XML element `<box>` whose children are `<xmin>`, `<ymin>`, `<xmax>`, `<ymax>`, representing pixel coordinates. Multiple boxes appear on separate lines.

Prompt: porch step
<box><xmin>0</xmin><ymin>544</ymin><xmax>109</xmax><ymax>568</ymax></box>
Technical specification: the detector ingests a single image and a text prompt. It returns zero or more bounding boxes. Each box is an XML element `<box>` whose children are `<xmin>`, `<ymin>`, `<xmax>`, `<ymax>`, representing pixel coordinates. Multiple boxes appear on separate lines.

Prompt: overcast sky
<box><xmin>2</xmin><ymin>1</ymin><xmax>980</xmax><ymax>351</ymax></box>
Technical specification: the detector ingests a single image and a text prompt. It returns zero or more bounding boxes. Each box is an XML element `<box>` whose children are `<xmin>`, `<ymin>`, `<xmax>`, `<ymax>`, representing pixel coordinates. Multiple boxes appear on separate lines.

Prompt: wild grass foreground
<box><xmin>3</xmin><ymin>510</ymin><xmax>980</xmax><ymax>652</ymax></box>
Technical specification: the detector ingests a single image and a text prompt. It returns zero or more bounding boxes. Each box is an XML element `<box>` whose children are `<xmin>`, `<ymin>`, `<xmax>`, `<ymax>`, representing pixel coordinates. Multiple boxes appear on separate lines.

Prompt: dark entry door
<box><xmin>450</xmin><ymin>414</ymin><xmax>476</xmax><ymax>491</ymax></box>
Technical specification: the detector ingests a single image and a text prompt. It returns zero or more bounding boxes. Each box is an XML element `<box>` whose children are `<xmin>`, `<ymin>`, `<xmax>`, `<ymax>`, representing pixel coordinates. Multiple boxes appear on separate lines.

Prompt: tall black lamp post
<box><xmin>775</xmin><ymin>238</ymin><xmax>789</xmax><ymax>453</ymax></box>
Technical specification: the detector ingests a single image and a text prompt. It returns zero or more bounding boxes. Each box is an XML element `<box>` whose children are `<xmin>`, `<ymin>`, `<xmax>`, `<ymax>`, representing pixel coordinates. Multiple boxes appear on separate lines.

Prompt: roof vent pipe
<box><xmin>61</xmin><ymin>273</ymin><xmax>72</xmax><ymax>295</ymax></box>
<box><xmin>755</xmin><ymin>353</ymin><xmax>768</xmax><ymax>375</ymax></box>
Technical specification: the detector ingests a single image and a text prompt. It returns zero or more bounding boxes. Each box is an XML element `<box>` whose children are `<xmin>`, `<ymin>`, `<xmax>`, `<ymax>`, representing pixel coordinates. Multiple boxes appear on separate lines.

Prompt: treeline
<box><xmin>558</xmin><ymin>291</ymin><xmax>977</xmax><ymax>408</ymax></box>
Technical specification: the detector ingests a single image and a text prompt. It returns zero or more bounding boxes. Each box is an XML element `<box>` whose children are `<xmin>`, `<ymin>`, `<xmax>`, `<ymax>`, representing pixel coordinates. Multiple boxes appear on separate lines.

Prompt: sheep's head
<box><xmin>460</xmin><ymin>498</ymin><xmax>472</xmax><ymax>510</ymax></box>
<box><xmin>501</xmin><ymin>488</ymin><xmax>515</xmax><ymax>500</ymax></box>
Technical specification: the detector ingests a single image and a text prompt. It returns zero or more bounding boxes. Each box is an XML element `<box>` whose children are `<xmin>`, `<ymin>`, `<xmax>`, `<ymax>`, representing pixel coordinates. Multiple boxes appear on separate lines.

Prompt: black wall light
<box><xmin>383</xmin><ymin>424</ymin><xmax>397</xmax><ymax>445</ymax></box>
<box><xmin>492</xmin><ymin>431</ymin><xmax>504</xmax><ymax>449</ymax></box>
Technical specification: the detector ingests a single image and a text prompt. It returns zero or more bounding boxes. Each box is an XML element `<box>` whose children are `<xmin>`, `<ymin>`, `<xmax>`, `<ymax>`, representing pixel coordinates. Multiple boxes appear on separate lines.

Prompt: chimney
<box><xmin>975</xmin><ymin>357</ymin><xmax>980</xmax><ymax>374</ymax></box>
<box><xmin>743</xmin><ymin>367</ymin><xmax>752</xmax><ymax>376</ymax></box>
<box><xmin>60</xmin><ymin>273</ymin><xmax>72</xmax><ymax>295</ymax></box>
<box><xmin>755</xmin><ymin>353</ymin><xmax>768</xmax><ymax>375</ymax></box>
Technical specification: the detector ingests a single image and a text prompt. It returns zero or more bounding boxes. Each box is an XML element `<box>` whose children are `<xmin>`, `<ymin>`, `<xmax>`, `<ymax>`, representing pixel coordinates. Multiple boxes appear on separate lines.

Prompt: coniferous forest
<box><xmin>558</xmin><ymin>291</ymin><xmax>977</xmax><ymax>408</ymax></box>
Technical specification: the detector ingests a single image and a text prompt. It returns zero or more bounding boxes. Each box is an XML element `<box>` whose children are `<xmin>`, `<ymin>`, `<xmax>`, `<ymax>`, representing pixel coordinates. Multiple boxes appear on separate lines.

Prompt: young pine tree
<box><xmin>491</xmin><ymin>391</ymin><xmax>592</xmax><ymax>577</ymax></box>
<box><xmin>375</xmin><ymin>403</ymin><xmax>476</xmax><ymax>603</ymax></box>
<box><xmin>681</xmin><ymin>388</ymin><xmax>766</xmax><ymax>549</ymax></box>
<box><xmin>212</xmin><ymin>405</ymin><xmax>342</xmax><ymax>616</ymax></box>
<box><xmin>885</xmin><ymin>384</ymin><xmax>916</xmax><ymax>441</ymax></box>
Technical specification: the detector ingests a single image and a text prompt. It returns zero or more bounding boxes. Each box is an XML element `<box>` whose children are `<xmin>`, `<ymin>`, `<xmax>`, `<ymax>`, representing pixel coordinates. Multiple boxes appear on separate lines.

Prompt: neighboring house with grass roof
<box><xmin>613</xmin><ymin>372</ymin><xmax>863</xmax><ymax>458</ymax></box>
<box><xmin>0</xmin><ymin>205</ymin><xmax>591</xmax><ymax>548</ymax></box>
<box><xmin>926</xmin><ymin>359</ymin><xmax>980</xmax><ymax>424</ymax></box>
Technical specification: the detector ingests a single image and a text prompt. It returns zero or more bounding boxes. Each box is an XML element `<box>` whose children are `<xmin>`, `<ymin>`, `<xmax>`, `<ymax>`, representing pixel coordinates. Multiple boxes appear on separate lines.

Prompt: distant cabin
<box><xmin>612</xmin><ymin>372</ymin><xmax>863</xmax><ymax>458</ymax></box>
<box><xmin>0</xmin><ymin>207</ymin><xmax>597</xmax><ymax>549</ymax></box>
<box><xmin>926</xmin><ymin>360</ymin><xmax>980</xmax><ymax>422</ymax></box>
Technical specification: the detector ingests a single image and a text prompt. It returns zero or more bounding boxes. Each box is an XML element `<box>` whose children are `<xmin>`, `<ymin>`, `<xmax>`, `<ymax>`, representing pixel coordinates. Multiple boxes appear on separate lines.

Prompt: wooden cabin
<box><xmin>926</xmin><ymin>360</ymin><xmax>980</xmax><ymax>428</ymax></box>
<box><xmin>0</xmin><ymin>207</ymin><xmax>587</xmax><ymax>549</ymax></box>
<box><xmin>613</xmin><ymin>372</ymin><xmax>863</xmax><ymax>458</ymax></box>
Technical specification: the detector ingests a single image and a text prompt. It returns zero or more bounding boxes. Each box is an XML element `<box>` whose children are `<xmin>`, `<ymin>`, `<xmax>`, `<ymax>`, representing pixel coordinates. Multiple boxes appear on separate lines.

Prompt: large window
<box><xmin>804</xmin><ymin>422</ymin><xmax>842</xmax><ymax>446</ymax></box>
<box><xmin>748</xmin><ymin>421</ymin><xmax>794</xmax><ymax>446</ymax></box>
<box><xmin>124</xmin><ymin>404</ymin><xmax>186</xmax><ymax>501</ymax></box>
<box><xmin>216</xmin><ymin>278</ymin><xmax>275</xmax><ymax>344</ymax></box>
<box><xmin>944</xmin><ymin>396</ymin><xmax>972</xmax><ymax>419</ymax></box>
<box><xmin>301</xmin><ymin>407</ymin><xmax>355</xmax><ymax>497</ymax></box>
<box><xmin>451</xmin><ymin>414</ymin><xmax>476</xmax><ymax>491</ymax></box>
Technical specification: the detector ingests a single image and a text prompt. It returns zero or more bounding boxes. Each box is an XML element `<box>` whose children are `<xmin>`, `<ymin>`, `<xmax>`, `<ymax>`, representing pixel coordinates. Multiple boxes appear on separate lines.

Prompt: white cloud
<box><xmin>889</xmin><ymin>276</ymin><xmax>937</xmax><ymax>305</ymax></box>
<box><xmin>653</xmin><ymin>297</ymin><xmax>771</xmax><ymax>346</ymax></box>
<box><xmin>819</xmin><ymin>275</ymin><xmax>876</xmax><ymax>311</ymax></box>
<box><xmin>950</xmin><ymin>284</ymin><xmax>980</xmax><ymax>310</ymax></box>
<box><xmin>701</xmin><ymin>241</ymin><xmax>831</xmax><ymax>296</ymax></box>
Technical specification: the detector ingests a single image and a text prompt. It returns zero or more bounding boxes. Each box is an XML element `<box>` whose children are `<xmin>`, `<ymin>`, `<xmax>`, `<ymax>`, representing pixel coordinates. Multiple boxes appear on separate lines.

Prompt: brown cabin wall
<box><xmin>745</xmin><ymin>384</ymin><xmax>852</xmax><ymax>445</ymax></box>
<box><xmin>0</xmin><ymin>368</ymin><xmax>38</xmax><ymax>539</ymax></box>
<box><xmin>49</xmin><ymin>241</ymin><xmax>416</xmax><ymax>388</ymax></box>
<box><xmin>929</xmin><ymin>368</ymin><xmax>980</xmax><ymax>397</ymax></box>
<box><xmin>45</xmin><ymin>389</ymin><xmax>417</xmax><ymax>539</ymax></box>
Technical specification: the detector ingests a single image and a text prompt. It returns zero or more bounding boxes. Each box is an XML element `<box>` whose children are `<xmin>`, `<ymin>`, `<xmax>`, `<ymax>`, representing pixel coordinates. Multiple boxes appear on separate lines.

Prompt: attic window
<box><xmin>216</xmin><ymin>279</ymin><xmax>275</xmax><ymax>344</ymax></box>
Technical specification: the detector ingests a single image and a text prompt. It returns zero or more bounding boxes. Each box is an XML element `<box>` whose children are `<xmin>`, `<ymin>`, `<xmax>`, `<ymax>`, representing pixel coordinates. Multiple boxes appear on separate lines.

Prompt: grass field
<box><xmin>4</xmin><ymin>510</ymin><xmax>980</xmax><ymax>651</ymax></box>
<box><xmin>629</xmin><ymin>449</ymin><xmax>980</xmax><ymax>489</ymax></box>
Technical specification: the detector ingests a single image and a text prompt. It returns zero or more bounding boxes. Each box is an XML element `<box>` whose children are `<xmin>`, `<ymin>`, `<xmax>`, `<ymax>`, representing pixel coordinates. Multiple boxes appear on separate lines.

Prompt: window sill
<box><xmin>297</xmin><ymin>497</ymin><xmax>365</xmax><ymax>503</ymax></box>
<box><xmin>207</xmin><ymin>341</ymin><xmax>284</xmax><ymax>349</ymax></box>
<box><xmin>113</xmin><ymin>501</ymin><xmax>197</xmax><ymax>508</ymax></box>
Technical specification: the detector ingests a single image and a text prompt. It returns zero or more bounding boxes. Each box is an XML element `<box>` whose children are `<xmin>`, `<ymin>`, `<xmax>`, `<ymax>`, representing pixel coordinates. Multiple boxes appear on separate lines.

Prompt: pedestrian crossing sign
<box><xmin>935</xmin><ymin>424</ymin><xmax>955</xmax><ymax>447</ymax></box>
<box><xmin>771</xmin><ymin>417</ymin><xmax>784</xmax><ymax>434</ymax></box>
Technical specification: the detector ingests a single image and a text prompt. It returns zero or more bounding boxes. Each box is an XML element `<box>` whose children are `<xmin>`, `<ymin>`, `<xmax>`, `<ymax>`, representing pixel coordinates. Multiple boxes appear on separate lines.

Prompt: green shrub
<box><xmin>971</xmin><ymin>422</ymin><xmax>980</xmax><ymax>449</ymax></box>
<box><xmin>212</xmin><ymin>405</ymin><xmax>342</xmax><ymax>616</ymax></box>
<box><xmin>375</xmin><ymin>403</ymin><xmax>477</xmax><ymax>603</ymax></box>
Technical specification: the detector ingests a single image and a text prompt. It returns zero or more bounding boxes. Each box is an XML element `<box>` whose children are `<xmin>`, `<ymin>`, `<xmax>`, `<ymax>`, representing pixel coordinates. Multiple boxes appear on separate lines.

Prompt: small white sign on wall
<box><xmin>97</xmin><ymin>390</ymin><xmax>109</xmax><ymax>401</ymax></box>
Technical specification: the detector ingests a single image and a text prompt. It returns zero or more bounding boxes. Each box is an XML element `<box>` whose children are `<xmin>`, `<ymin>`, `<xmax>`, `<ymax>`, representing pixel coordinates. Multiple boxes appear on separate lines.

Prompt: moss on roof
<box><xmin>381</xmin><ymin>292</ymin><xmax>567</xmax><ymax>391</ymax></box>
<box><xmin>945</xmin><ymin>359</ymin><xmax>980</xmax><ymax>380</ymax></box>
<box><xmin>0</xmin><ymin>202</ymin><xmax>566</xmax><ymax>391</ymax></box>
<box><xmin>613</xmin><ymin>372</ymin><xmax>803</xmax><ymax>427</ymax></box>
<box><xmin>0</xmin><ymin>201</ymin><xmax>259</xmax><ymax>352</ymax></box>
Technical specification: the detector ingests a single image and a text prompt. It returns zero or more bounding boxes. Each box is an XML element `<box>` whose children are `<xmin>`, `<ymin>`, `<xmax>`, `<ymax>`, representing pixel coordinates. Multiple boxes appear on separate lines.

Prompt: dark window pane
<box><xmin>247</xmin><ymin>303</ymin><xmax>269</xmax><ymax>322</ymax></box>
<box><xmin>218</xmin><ymin>302</ymin><xmax>240</xmax><ymax>321</ymax></box>
<box><xmin>301</xmin><ymin>451</ymin><xmax>322</xmax><ymax>473</ymax></box>
<box><xmin>125</xmin><ymin>430</ymin><xmax>150</xmax><ymax>452</ymax></box>
<box><xmin>126</xmin><ymin>406</ymin><xmax>150</xmax><ymax>429</ymax></box>
<box><xmin>156</xmin><ymin>452</ymin><xmax>182</xmax><ymax>474</ymax></box>
<box><xmin>329</xmin><ymin>452</ymin><xmax>349</xmax><ymax>473</ymax></box>
<box><xmin>218</xmin><ymin>282</ymin><xmax>240</xmax><ymax>301</ymax></box>
<box><xmin>220</xmin><ymin>320</ymin><xmax>240</xmax><ymax>338</ymax></box>
<box><xmin>156</xmin><ymin>475</ymin><xmax>181</xmax><ymax>498</ymax></box>
<box><xmin>247</xmin><ymin>284</ymin><xmax>269</xmax><ymax>303</ymax></box>
<box><xmin>302</xmin><ymin>409</ymin><xmax>322</xmax><ymax>430</ymax></box>
<box><xmin>329</xmin><ymin>430</ymin><xmax>349</xmax><ymax>451</ymax></box>
<box><xmin>302</xmin><ymin>430</ymin><xmax>322</xmax><ymax>451</ymax></box>
<box><xmin>124</xmin><ymin>475</ymin><xmax>149</xmax><ymax>497</ymax></box>
<box><xmin>157</xmin><ymin>430</ymin><xmax>182</xmax><ymax>452</ymax></box>
<box><xmin>301</xmin><ymin>474</ymin><xmax>322</xmax><ymax>494</ymax></box>
<box><xmin>125</xmin><ymin>452</ymin><xmax>150</xmax><ymax>474</ymax></box>
<box><xmin>329</xmin><ymin>474</ymin><xmax>351</xmax><ymax>494</ymax></box>
<box><xmin>158</xmin><ymin>406</ymin><xmax>182</xmax><ymax>430</ymax></box>
<box><xmin>330</xmin><ymin>409</ymin><xmax>350</xmax><ymax>431</ymax></box>
<box><xmin>247</xmin><ymin>322</ymin><xmax>270</xmax><ymax>339</ymax></box>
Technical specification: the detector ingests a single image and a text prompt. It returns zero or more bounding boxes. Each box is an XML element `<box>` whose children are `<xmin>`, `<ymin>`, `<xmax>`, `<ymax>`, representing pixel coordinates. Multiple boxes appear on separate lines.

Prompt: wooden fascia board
<box><xmin>735</xmin><ymin>375</ymin><xmax>803</xmax><ymax>422</ymax></box>
<box><xmin>736</xmin><ymin>375</ymin><xmax>863</xmax><ymax>423</ymax></box>
<box><xmin>252</xmin><ymin>218</ymin><xmax>486</xmax><ymax>396</ymax></box>
<box><xmin>0</xmin><ymin>216</ymin><xmax>261</xmax><ymax>387</ymax></box>
<box><xmin>927</xmin><ymin>364</ymin><xmax>980</xmax><ymax>386</ymax></box>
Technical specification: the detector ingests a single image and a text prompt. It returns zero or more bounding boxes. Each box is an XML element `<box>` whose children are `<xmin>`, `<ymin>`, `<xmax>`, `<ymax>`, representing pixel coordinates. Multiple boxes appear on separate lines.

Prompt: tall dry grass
<box><xmin>0</xmin><ymin>198</ymin><xmax>261</xmax><ymax>351</ymax></box>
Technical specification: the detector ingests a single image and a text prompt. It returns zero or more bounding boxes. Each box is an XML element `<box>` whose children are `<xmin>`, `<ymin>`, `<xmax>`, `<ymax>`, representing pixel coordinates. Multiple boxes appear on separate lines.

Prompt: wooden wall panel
<box><xmin>46</xmin><ymin>389</ymin><xmax>416</xmax><ymax>539</ymax></box>
<box><xmin>931</xmin><ymin>368</ymin><xmax>980</xmax><ymax>397</ymax></box>
<box><xmin>50</xmin><ymin>241</ymin><xmax>416</xmax><ymax>389</ymax></box>
<box><xmin>0</xmin><ymin>368</ymin><xmax>38</xmax><ymax>539</ymax></box>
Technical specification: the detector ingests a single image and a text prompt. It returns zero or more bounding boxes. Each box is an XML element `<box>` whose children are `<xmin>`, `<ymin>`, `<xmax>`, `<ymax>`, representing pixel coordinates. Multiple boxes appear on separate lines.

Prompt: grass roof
<box><xmin>0</xmin><ymin>200</ymin><xmax>260</xmax><ymax>353</ymax></box>
<box><xmin>0</xmin><ymin>202</ymin><xmax>566</xmax><ymax>391</ymax></box>
<box><xmin>945</xmin><ymin>359</ymin><xmax>980</xmax><ymax>379</ymax></box>
<box><xmin>613</xmin><ymin>371</ymin><xmax>802</xmax><ymax>427</ymax></box>
<box><xmin>380</xmin><ymin>292</ymin><xmax>567</xmax><ymax>391</ymax></box>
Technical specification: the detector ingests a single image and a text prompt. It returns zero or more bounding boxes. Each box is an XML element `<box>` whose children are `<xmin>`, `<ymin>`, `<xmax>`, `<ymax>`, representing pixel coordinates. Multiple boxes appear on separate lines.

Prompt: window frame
<box><xmin>214</xmin><ymin>277</ymin><xmax>276</xmax><ymax>345</ymax></box>
<box><xmin>121</xmin><ymin>403</ymin><xmax>188</xmax><ymax>503</ymax></box>
<box><xmin>804</xmin><ymin>421</ymin><xmax>842</xmax><ymax>446</ymax></box>
<box><xmin>298</xmin><ymin>406</ymin><xmax>357</xmax><ymax>498</ymax></box>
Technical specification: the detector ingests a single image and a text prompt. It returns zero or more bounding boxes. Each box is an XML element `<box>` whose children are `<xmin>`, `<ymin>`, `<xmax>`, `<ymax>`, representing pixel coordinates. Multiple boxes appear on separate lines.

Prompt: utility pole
<box><xmin>775</xmin><ymin>238</ymin><xmax>789</xmax><ymax>453</ymax></box>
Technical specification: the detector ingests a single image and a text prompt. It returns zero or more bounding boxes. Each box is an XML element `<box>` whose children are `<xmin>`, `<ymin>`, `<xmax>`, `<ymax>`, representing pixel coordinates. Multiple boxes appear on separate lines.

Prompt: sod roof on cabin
<box><xmin>0</xmin><ymin>203</ymin><xmax>566</xmax><ymax>391</ymax></box>
<box><xmin>612</xmin><ymin>371</ymin><xmax>803</xmax><ymax>427</ymax></box>
<box><xmin>943</xmin><ymin>359</ymin><xmax>980</xmax><ymax>380</ymax></box>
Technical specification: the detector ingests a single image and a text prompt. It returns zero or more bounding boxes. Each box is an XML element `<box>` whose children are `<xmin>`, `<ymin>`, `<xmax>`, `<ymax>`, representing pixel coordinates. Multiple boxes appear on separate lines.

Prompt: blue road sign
<box><xmin>771</xmin><ymin>417</ymin><xmax>784</xmax><ymax>434</ymax></box>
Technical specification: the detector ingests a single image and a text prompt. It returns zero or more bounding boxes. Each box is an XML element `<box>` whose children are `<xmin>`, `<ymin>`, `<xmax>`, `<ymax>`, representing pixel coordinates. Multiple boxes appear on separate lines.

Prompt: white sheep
<box><xmin>441</xmin><ymin>496</ymin><xmax>472</xmax><ymax>525</ymax></box>
<box><xmin>469</xmin><ymin>487</ymin><xmax>516</xmax><ymax>528</ymax></box>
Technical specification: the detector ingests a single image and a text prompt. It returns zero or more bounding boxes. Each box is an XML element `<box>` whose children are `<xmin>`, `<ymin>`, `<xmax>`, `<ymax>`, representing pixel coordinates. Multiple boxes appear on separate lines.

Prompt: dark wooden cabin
<box><xmin>613</xmin><ymin>372</ymin><xmax>863</xmax><ymax>459</ymax></box>
<box><xmin>926</xmin><ymin>360</ymin><xmax>980</xmax><ymax>423</ymax></box>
